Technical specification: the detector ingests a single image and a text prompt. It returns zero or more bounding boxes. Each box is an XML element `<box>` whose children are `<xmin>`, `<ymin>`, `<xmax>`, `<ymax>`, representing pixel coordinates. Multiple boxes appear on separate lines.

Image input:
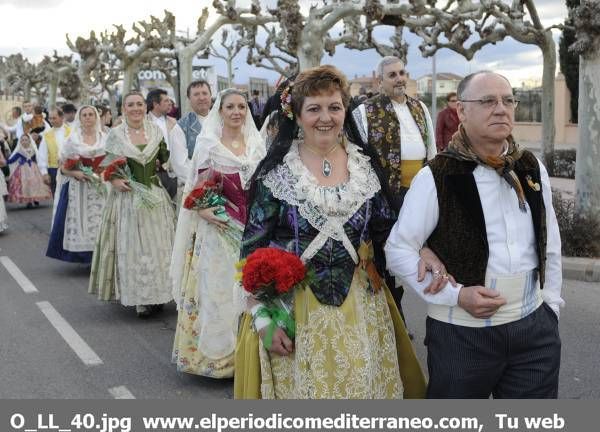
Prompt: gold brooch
<box><xmin>525</xmin><ymin>175</ymin><xmax>541</xmax><ymax>191</ymax></box>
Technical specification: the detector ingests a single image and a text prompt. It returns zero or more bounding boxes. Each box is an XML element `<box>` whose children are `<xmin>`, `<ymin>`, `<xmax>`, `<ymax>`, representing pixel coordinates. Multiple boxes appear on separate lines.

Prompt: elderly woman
<box><xmin>234</xmin><ymin>65</ymin><xmax>426</xmax><ymax>399</ymax></box>
<box><xmin>46</xmin><ymin>106</ymin><xmax>106</xmax><ymax>263</ymax></box>
<box><xmin>170</xmin><ymin>89</ymin><xmax>266</xmax><ymax>377</ymax></box>
<box><xmin>89</xmin><ymin>92</ymin><xmax>175</xmax><ymax>318</ymax></box>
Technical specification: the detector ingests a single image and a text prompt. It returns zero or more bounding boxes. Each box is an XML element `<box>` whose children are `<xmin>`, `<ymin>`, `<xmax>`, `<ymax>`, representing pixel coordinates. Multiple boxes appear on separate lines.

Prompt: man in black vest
<box><xmin>385</xmin><ymin>71</ymin><xmax>564</xmax><ymax>398</ymax></box>
<box><xmin>352</xmin><ymin>56</ymin><xmax>440</xmax><ymax>318</ymax></box>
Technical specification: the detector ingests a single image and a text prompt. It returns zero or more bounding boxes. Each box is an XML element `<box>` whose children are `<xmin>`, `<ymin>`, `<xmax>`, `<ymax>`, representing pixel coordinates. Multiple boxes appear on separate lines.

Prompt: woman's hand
<box><xmin>111</xmin><ymin>178</ymin><xmax>132</xmax><ymax>192</ymax></box>
<box><xmin>198</xmin><ymin>207</ymin><xmax>229</xmax><ymax>229</ymax></box>
<box><xmin>418</xmin><ymin>247</ymin><xmax>457</xmax><ymax>294</ymax></box>
<box><xmin>259</xmin><ymin>326</ymin><xmax>294</xmax><ymax>356</ymax></box>
<box><xmin>72</xmin><ymin>171</ymin><xmax>89</xmax><ymax>182</ymax></box>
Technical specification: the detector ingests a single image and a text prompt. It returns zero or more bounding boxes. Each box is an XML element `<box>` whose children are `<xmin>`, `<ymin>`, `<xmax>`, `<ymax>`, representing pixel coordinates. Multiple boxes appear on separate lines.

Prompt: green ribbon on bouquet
<box><xmin>255</xmin><ymin>304</ymin><xmax>296</xmax><ymax>350</ymax></box>
<box><xmin>205</xmin><ymin>194</ymin><xmax>229</xmax><ymax>222</ymax></box>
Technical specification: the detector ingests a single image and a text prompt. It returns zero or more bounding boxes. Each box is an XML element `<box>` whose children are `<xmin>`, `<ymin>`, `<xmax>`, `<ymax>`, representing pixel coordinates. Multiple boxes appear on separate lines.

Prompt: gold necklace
<box><xmin>230</xmin><ymin>138</ymin><xmax>244</xmax><ymax>149</ymax></box>
<box><xmin>302</xmin><ymin>141</ymin><xmax>339</xmax><ymax>177</ymax></box>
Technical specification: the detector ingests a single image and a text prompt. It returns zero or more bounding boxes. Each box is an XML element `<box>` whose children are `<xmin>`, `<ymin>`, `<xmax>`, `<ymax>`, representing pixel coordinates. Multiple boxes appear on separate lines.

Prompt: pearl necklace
<box><xmin>126</xmin><ymin>122</ymin><xmax>144</xmax><ymax>135</ymax></box>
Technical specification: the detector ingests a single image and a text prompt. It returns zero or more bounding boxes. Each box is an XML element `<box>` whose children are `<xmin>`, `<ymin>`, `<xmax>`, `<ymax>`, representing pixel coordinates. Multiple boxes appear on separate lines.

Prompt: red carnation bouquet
<box><xmin>103</xmin><ymin>157</ymin><xmax>162</xmax><ymax>209</ymax></box>
<box><xmin>184</xmin><ymin>170</ymin><xmax>243</xmax><ymax>250</ymax></box>
<box><xmin>237</xmin><ymin>248</ymin><xmax>315</xmax><ymax>349</ymax></box>
<box><xmin>63</xmin><ymin>156</ymin><xmax>105</xmax><ymax>195</ymax></box>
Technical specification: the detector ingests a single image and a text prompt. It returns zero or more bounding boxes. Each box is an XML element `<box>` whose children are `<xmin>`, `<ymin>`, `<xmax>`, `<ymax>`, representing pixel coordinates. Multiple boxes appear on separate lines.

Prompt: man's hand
<box><xmin>42</xmin><ymin>174</ymin><xmax>51</xmax><ymax>185</ymax></box>
<box><xmin>259</xmin><ymin>326</ymin><xmax>294</xmax><ymax>356</ymax></box>
<box><xmin>418</xmin><ymin>247</ymin><xmax>457</xmax><ymax>294</ymax></box>
<box><xmin>458</xmin><ymin>286</ymin><xmax>507</xmax><ymax>319</ymax></box>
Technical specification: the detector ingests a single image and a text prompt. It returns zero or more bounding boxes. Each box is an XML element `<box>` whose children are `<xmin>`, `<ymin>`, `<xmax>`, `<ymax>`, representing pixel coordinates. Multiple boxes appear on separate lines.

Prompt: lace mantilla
<box><xmin>263</xmin><ymin>140</ymin><xmax>380</xmax><ymax>244</ymax></box>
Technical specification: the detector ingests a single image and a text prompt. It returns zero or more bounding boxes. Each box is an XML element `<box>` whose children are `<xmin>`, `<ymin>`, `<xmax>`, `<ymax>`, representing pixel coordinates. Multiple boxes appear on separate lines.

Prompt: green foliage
<box><xmin>559</xmin><ymin>0</ymin><xmax>580</xmax><ymax>123</ymax></box>
<box><xmin>552</xmin><ymin>191</ymin><xmax>600</xmax><ymax>258</ymax></box>
<box><xmin>418</xmin><ymin>93</ymin><xmax>449</xmax><ymax>115</ymax></box>
<box><xmin>553</xmin><ymin>149</ymin><xmax>577</xmax><ymax>179</ymax></box>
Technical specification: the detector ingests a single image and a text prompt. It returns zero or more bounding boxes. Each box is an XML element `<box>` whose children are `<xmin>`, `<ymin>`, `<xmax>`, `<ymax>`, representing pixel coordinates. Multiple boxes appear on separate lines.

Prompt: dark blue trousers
<box><xmin>425</xmin><ymin>303</ymin><xmax>561</xmax><ymax>399</ymax></box>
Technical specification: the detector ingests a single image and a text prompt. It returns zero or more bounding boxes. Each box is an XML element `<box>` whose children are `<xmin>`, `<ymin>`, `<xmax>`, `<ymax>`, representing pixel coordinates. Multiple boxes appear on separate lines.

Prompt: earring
<box><xmin>297</xmin><ymin>127</ymin><xmax>304</xmax><ymax>140</ymax></box>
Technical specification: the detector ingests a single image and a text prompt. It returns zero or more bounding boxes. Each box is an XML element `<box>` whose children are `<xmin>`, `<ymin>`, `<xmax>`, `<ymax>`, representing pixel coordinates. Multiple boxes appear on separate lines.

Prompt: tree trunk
<box><xmin>540</xmin><ymin>34</ymin><xmax>557</xmax><ymax>175</ymax></box>
<box><xmin>298</xmin><ymin>31</ymin><xmax>324</xmax><ymax>71</ymax></box>
<box><xmin>122</xmin><ymin>58</ymin><xmax>140</xmax><ymax>95</ymax></box>
<box><xmin>48</xmin><ymin>75</ymin><xmax>59</xmax><ymax>108</ymax></box>
<box><xmin>108</xmin><ymin>90</ymin><xmax>118</xmax><ymax>119</ymax></box>
<box><xmin>226</xmin><ymin>58</ymin><xmax>234</xmax><ymax>88</ymax></box>
<box><xmin>178</xmin><ymin>51</ymin><xmax>193</xmax><ymax>114</ymax></box>
<box><xmin>575</xmin><ymin>49</ymin><xmax>600</xmax><ymax>219</ymax></box>
<box><xmin>23</xmin><ymin>84</ymin><xmax>31</xmax><ymax>101</ymax></box>
<box><xmin>297</xmin><ymin>51</ymin><xmax>322</xmax><ymax>71</ymax></box>
<box><xmin>0</xmin><ymin>77</ymin><xmax>9</xmax><ymax>95</ymax></box>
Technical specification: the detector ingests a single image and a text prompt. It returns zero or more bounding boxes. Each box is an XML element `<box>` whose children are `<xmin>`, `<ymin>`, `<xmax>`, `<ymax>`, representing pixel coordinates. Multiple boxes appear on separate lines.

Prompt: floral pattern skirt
<box><xmin>234</xmin><ymin>266</ymin><xmax>427</xmax><ymax>399</ymax></box>
<box><xmin>7</xmin><ymin>164</ymin><xmax>52</xmax><ymax>203</ymax></box>
<box><xmin>89</xmin><ymin>185</ymin><xmax>174</xmax><ymax>306</ymax></box>
<box><xmin>171</xmin><ymin>220</ymin><xmax>239</xmax><ymax>378</ymax></box>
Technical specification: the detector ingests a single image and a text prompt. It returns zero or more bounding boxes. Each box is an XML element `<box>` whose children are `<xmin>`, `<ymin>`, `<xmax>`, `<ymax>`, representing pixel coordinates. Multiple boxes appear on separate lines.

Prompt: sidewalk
<box><xmin>562</xmin><ymin>257</ymin><xmax>600</xmax><ymax>283</ymax></box>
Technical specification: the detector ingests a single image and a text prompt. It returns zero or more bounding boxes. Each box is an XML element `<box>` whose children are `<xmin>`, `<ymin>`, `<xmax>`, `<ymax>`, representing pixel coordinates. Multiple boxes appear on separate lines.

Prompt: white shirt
<box><xmin>149</xmin><ymin>112</ymin><xmax>169</xmax><ymax>149</ymax></box>
<box><xmin>169</xmin><ymin>124</ymin><xmax>192</xmax><ymax>184</ymax></box>
<box><xmin>384</xmin><ymin>157</ymin><xmax>564</xmax><ymax>317</ymax></box>
<box><xmin>38</xmin><ymin>125</ymin><xmax>68</xmax><ymax>175</ymax></box>
<box><xmin>355</xmin><ymin>99</ymin><xmax>437</xmax><ymax>160</ymax></box>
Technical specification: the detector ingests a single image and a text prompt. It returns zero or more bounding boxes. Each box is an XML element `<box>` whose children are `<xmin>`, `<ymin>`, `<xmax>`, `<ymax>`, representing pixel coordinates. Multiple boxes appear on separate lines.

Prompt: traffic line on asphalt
<box><xmin>0</xmin><ymin>256</ymin><xmax>39</xmax><ymax>293</ymax></box>
<box><xmin>108</xmin><ymin>386</ymin><xmax>136</xmax><ymax>399</ymax></box>
<box><xmin>36</xmin><ymin>301</ymin><xmax>104</xmax><ymax>367</ymax></box>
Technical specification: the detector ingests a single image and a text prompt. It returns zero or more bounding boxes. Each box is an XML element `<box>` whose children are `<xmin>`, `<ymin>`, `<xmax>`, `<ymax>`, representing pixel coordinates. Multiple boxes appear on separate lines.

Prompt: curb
<box><xmin>562</xmin><ymin>256</ymin><xmax>600</xmax><ymax>283</ymax></box>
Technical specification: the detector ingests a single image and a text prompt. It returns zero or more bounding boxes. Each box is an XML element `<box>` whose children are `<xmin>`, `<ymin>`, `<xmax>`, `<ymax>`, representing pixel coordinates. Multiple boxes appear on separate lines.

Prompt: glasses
<box><xmin>448</xmin><ymin>99</ymin><xmax>458</xmax><ymax>103</ymax></box>
<box><xmin>459</xmin><ymin>96</ymin><xmax>519</xmax><ymax>109</ymax></box>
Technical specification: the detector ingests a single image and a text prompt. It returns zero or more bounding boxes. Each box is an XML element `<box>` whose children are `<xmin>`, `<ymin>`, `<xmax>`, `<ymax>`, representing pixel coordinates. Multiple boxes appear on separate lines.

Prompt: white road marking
<box><xmin>36</xmin><ymin>301</ymin><xmax>103</xmax><ymax>367</ymax></box>
<box><xmin>0</xmin><ymin>256</ymin><xmax>39</xmax><ymax>293</ymax></box>
<box><xmin>108</xmin><ymin>386</ymin><xmax>136</xmax><ymax>399</ymax></box>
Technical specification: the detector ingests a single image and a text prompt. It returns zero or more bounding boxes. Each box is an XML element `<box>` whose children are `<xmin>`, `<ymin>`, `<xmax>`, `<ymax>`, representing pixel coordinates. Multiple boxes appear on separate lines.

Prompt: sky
<box><xmin>0</xmin><ymin>0</ymin><xmax>569</xmax><ymax>88</ymax></box>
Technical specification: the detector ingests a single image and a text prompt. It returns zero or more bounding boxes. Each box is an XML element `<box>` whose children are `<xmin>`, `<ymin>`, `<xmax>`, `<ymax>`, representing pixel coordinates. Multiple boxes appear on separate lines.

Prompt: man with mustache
<box><xmin>385</xmin><ymin>71</ymin><xmax>564</xmax><ymax>398</ymax></box>
<box><xmin>353</xmin><ymin>56</ymin><xmax>437</xmax><ymax>315</ymax></box>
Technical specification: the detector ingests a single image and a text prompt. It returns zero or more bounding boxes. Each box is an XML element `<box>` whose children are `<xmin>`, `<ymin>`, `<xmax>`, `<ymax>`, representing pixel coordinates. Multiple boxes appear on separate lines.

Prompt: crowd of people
<box><xmin>0</xmin><ymin>57</ymin><xmax>564</xmax><ymax>399</ymax></box>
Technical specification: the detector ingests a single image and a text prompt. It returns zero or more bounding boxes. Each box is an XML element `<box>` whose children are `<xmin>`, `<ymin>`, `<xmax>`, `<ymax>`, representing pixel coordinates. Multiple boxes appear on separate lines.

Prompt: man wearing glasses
<box><xmin>435</xmin><ymin>92</ymin><xmax>459</xmax><ymax>151</ymax></box>
<box><xmin>385</xmin><ymin>71</ymin><xmax>564</xmax><ymax>398</ymax></box>
<box><xmin>352</xmin><ymin>56</ymin><xmax>439</xmax><ymax>316</ymax></box>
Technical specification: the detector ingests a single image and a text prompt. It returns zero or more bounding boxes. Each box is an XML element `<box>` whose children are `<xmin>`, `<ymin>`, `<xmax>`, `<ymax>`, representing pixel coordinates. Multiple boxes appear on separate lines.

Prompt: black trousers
<box><xmin>48</xmin><ymin>167</ymin><xmax>58</xmax><ymax>196</ymax></box>
<box><xmin>425</xmin><ymin>303</ymin><xmax>561</xmax><ymax>399</ymax></box>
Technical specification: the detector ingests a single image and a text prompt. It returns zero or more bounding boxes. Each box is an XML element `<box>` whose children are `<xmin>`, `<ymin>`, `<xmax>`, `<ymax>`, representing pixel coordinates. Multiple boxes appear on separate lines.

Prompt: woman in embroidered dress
<box><xmin>46</xmin><ymin>106</ymin><xmax>107</xmax><ymax>263</ymax></box>
<box><xmin>89</xmin><ymin>92</ymin><xmax>175</xmax><ymax>318</ymax></box>
<box><xmin>0</xmin><ymin>151</ymin><xmax>8</xmax><ymax>233</ymax></box>
<box><xmin>234</xmin><ymin>65</ymin><xmax>426</xmax><ymax>399</ymax></box>
<box><xmin>170</xmin><ymin>89</ymin><xmax>266</xmax><ymax>378</ymax></box>
<box><xmin>7</xmin><ymin>134</ymin><xmax>52</xmax><ymax>207</ymax></box>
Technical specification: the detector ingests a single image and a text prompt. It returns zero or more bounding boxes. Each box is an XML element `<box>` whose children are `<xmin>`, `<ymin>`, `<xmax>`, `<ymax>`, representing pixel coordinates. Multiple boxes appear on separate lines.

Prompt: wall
<box><xmin>512</xmin><ymin>74</ymin><xmax>578</xmax><ymax>149</ymax></box>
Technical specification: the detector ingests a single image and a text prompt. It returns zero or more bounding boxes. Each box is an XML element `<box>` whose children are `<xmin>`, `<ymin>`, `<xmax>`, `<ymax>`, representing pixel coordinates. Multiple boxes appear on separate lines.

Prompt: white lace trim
<box><xmin>263</xmin><ymin>141</ymin><xmax>380</xmax><ymax>260</ymax></box>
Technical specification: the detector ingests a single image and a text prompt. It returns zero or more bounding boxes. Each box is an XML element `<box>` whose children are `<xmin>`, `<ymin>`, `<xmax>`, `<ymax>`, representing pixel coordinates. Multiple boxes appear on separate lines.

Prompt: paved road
<box><xmin>1</xmin><ymin>202</ymin><xmax>598</xmax><ymax>399</ymax></box>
